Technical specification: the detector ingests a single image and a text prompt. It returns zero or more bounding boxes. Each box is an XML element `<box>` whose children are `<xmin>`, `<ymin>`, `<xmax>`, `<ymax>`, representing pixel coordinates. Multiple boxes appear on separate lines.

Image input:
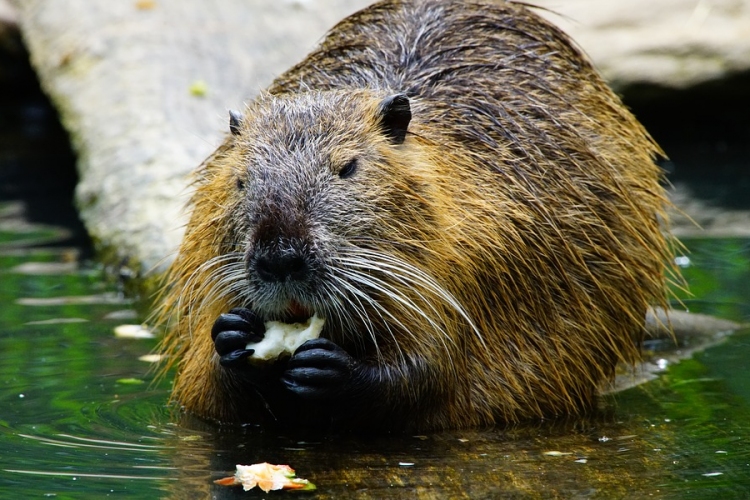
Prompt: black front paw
<box><xmin>281</xmin><ymin>338</ymin><xmax>357</xmax><ymax>401</ymax></box>
<box><xmin>211</xmin><ymin>307</ymin><xmax>265</xmax><ymax>368</ymax></box>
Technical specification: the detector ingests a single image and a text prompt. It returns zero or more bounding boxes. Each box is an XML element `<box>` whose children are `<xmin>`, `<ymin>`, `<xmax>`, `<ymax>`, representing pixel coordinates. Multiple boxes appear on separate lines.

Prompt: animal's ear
<box><xmin>378</xmin><ymin>94</ymin><xmax>411</xmax><ymax>145</ymax></box>
<box><xmin>229</xmin><ymin>110</ymin><xmax>243</xmax><ymax>136</ymax></box>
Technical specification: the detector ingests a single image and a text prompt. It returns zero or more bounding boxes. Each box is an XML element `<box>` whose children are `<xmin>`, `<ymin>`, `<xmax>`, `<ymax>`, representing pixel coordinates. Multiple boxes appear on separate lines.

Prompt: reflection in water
<box><xmin>8</xmin><ymin>433</ymin><xmax>174</xmax><ymax>482</ymax></box>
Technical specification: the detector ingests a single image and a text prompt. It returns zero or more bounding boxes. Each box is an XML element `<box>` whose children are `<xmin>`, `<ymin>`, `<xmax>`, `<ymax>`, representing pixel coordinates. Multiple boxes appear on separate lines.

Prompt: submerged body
<box><xmin>158</xmin><ymin>0</ymin><xmax>674</xmax><ymax>432</ymax></box>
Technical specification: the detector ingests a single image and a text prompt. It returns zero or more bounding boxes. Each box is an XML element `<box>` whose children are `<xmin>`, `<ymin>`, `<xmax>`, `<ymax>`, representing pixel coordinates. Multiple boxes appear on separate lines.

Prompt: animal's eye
<box><xmin>339</xmin><ymin>158</ymin><xmax>358</xmax><ymax>179</ymax></box>
<box><xmin>236</xmin><ymin>177</ymin><xmax>245</xmax><ymax>190</ymax></box>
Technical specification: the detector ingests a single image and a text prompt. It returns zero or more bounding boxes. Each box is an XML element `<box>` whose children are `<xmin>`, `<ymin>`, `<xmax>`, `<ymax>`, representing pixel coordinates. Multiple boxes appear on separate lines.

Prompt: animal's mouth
<box><xmin>287</xmin><ymin>299</ymin><xmax>313</xmax><ymax>322</ymax></box>
<box><xmin>266</xmin><ymin>299</ymin><xmax>315</xmax><ymax>324</ymax></box>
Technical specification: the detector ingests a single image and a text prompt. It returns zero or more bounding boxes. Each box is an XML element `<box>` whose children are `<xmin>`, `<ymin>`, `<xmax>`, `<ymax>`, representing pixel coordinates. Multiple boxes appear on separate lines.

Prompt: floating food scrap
<box><xmin>215</xmin><ymin>463</ymin><xmax>316</xmax><ymax>493</ymax></box>
<box><xmin>138</xmin><ymin>353</ymin><xmax>163</xmax><ymax>363</ymax></box>
<box><xmin>114</xmin><ymin>324</ymin><xmax>154</xmax><ymax>339</ymax></box>
<box><xmin>543</xmin><ymin>451</ymin><xmax>573</xmax><ymax>457</ymax></box>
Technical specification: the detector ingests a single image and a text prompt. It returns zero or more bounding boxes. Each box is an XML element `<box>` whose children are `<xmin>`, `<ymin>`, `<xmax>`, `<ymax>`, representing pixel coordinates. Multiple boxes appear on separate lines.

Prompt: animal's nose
<box><xmin>253</xmin><ymin>253</ymin><xmax>309</xmax><ymax>283</ymax></box>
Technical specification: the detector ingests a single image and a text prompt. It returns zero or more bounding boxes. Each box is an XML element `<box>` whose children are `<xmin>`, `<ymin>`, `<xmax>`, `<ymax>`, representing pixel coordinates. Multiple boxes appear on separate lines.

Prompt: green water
<box><xmin>1</xmin><ymin>216</ymin><xmax>749</xmax><ymax>499</ymax></box>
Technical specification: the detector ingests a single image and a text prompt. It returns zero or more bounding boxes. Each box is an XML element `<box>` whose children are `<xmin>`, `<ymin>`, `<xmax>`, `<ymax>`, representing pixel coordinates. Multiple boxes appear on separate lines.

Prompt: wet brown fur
<box><xmin>157</xmin><ymin>0</ymin><xmax>675</xmax><ymax>431</ymax></box>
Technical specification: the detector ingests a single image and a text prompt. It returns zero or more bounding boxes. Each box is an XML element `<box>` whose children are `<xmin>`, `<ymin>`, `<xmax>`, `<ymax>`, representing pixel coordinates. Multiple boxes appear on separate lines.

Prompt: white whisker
<box><xmin>328</xmin><ymin>271</ymin><xmax>405</xmax><ymax>366</ymax></box>
<box><xmin>319</xmin><ymin>277</ymin><xmax>375</xmax><ymax>359</ymax></box>
<box><xmin>336</xmin><ymin>266</ymin><xmax>452</xmax><ymax>357</ymax></box>
<box><xmin>178</xmin><ymin>252</ymin><xmax>246</xmax><ymax>342</ymax></box>
<box><xmin>337</xmin><ymin>247</ymin><xmax>484</xmax><ymax>349</ymax></box>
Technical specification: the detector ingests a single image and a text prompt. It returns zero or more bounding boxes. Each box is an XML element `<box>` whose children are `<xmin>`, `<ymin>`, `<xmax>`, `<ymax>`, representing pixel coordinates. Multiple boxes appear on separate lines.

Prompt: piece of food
<box><xmin>114</xmin><ymin>324</ymin><xmax>154</xmax><ymax>339</ymax></box>
<box><xmin>214</xmin><ymin>462</ymin><xmax>316</xmax><ymax>492</ymax></box>
<box><xmin>247</xmin><ymin>314</ymin><xmax>325</xmax><ymax>362</ymax></box>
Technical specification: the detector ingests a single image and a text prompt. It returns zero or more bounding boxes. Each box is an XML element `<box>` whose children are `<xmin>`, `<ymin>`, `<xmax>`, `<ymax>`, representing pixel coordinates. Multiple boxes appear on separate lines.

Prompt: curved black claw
<box><xmin>281</xmin><ymin>338</ymin><xmax>357</xmax><ymax>400</ymax></box>
<box><xmin>211</xmin><ymin>307</ymin><xmax>266</xmax><ymax>368</ymax></box>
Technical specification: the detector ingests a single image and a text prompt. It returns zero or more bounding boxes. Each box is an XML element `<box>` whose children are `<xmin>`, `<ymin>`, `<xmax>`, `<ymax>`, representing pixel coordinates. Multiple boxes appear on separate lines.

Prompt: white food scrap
<box><xmin>247</xmin><ymin>314</ymin><xmax>325</xmax><ymax>361</ymax></box>
<box><xmin>214</xmin><ymin>462</ymin><xmax>316</xmax><ymax>492</ymax></box>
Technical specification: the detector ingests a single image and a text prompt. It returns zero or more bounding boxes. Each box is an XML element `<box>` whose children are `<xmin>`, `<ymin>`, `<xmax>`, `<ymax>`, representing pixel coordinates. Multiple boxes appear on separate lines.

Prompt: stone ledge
<box><xmin>9</xmin><ymin>0</ymin><xmax>750</xmax><ymax>273</ymax></box>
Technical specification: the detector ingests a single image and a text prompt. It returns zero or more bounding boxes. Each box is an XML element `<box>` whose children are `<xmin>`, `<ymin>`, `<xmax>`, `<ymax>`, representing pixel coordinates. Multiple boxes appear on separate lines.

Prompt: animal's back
<box><xmin>269</xmin><ymin>0</ymin><xmax>671</xmax><ymax>420</ymax></box>
<box><xmin>159</xmin><ymin>0</ymin><xmax>674</xmax><ymax>431</ymax></box>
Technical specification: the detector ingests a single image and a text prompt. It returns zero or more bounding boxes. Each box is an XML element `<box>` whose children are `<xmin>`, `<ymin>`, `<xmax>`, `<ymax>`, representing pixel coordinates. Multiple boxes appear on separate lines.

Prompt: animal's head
<box><xmin>220</xmin><ymin>90</ymin><xmax>443</xmax><ymax>332</ymax></box>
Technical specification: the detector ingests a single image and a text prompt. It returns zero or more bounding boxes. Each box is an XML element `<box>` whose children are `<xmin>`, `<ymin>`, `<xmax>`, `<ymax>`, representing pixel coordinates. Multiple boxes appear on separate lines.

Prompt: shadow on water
<box><xmin>1</xmin><ymin>34</ymin><xmax>749</xmax><ymax>500</ymax></box>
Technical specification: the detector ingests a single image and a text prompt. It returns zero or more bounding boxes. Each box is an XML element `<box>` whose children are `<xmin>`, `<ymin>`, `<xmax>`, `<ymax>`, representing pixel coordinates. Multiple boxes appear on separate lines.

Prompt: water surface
<box><xmin>1</xmin><ymin>214</ymin><xmax>749</xmax><ymax>499</ymax></box>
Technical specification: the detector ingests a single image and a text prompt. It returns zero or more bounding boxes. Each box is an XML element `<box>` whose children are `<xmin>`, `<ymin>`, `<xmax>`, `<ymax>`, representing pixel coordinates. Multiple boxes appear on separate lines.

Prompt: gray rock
<box><xmin>11</xmin><ymin>0</ymin><xmax>750</xmax><ymax>274</ymax></box>
<box><xmin>533</xmin><ymin>0</ymin><xmax>750</xmax><ymax>90</ymax></box>
<box><xmin>13</xmin><ymin>0</ymin><xmax>371</xmax><ymax>274</ymax></box>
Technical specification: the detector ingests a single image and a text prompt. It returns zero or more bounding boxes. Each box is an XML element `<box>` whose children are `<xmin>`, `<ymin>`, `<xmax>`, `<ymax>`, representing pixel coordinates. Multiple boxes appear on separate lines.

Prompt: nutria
<box><xmin>157</xmin><ymin>0</ymin><xmax>675</xmax><ymax>432</ymax></box>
